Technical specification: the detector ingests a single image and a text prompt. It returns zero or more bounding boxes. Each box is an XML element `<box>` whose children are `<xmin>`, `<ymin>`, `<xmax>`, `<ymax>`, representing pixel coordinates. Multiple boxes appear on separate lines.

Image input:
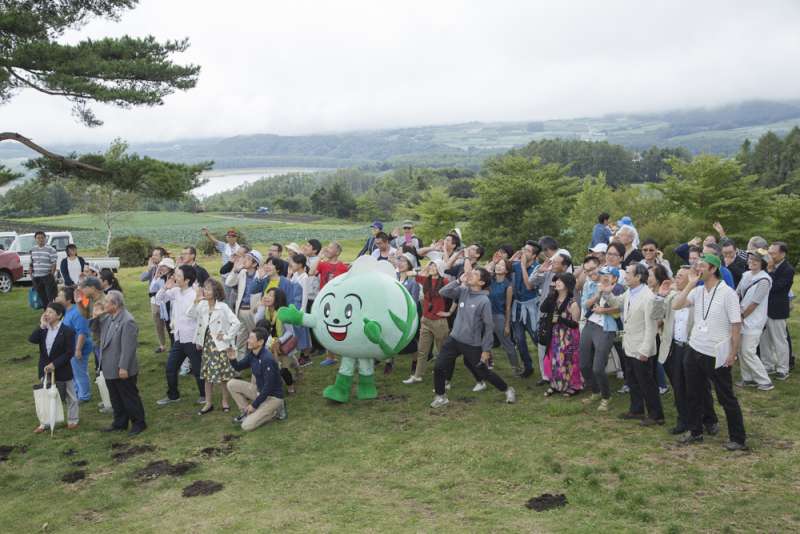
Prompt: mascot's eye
<box><xmin>344</xmin><ymin>303</ymin><xmax>353</xmax><ymax>319</ymax></box>
<box><xmin>323</xmin><ymin>302</ymin><xmax>331</xmax><ymax>318</ymax></box>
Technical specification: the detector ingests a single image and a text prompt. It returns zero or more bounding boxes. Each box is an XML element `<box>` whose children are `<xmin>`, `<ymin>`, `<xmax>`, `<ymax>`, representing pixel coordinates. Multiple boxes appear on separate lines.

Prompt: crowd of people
<box><xmin>27</xmin><ymin>216</ymin><xmax>795</xmax><ymax>450</ymax></box>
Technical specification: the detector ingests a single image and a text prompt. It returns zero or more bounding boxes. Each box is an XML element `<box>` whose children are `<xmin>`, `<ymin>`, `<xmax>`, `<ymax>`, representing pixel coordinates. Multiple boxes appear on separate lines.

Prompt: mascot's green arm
<box><xmin>277</xmin><ymin>305</ymin><xmax>316</xmax><ymax>328</ymax></box>
<box><xmin>362</xmin><ymin>283</ymin><xmax>417</xmax><ymax>357</ymax></box>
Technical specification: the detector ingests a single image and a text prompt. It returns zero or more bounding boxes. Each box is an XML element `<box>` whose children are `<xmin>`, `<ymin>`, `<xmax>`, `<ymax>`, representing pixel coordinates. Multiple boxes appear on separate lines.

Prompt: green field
<box><xmin>1</xmin><ymin>244</ymin><xmax>799</xmax><ymax>532</ymax></box>
<box><xmin>12</xmin><ymin>211</ymin><xmax>373</xmax><ymax>251</ymax></box>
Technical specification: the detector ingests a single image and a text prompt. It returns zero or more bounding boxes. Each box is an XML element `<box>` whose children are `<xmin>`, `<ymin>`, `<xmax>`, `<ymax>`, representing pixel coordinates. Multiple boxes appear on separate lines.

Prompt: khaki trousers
<box><xmin>235</xmin><ymin>309</ymin><xmax>255</xmax><ymax>360</ymax></box>
<box><xmin>739</xmin><ymin>332</ymin><xmax>771</xmax><ymax>385</ymax></box>
<box><xmin>151</xmin><ymin>303</ymin><xmax>167</xmax><ymax>347</ymax></box>
<box><xmin>760</xmin><ymin>318</ymin><xmax>790</xmax><ymax>374</ymax></box>
<box><xmin>227</xmin><ymin>379</ymin><xmax>282</xmax><ymax>431</ymax></box>
<box><xmin>413</xmin><ymin>316</ymin><xmax>450</xmax><ymax>379</ymax></box>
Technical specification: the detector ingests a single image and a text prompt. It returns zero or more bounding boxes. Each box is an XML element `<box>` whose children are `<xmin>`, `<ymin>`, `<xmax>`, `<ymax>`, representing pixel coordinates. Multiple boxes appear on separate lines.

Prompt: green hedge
<box><xmin>109</xmin><ymin>235</ymin><xmax>155</xmax><ymax>267</ymax></box>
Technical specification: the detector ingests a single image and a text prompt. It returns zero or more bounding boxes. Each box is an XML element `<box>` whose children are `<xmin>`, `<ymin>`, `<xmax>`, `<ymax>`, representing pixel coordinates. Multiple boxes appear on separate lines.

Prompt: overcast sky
<box><xmin>3</xmin><ymin>0</ymin><xmax>800</xmax><ymax>144</ymax></box>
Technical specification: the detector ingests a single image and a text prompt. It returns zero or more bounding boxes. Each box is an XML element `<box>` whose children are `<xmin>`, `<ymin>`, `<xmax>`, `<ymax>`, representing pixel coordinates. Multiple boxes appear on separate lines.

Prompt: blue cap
<box><xmin>371</xmin><ymin>221</ymin><xmax>383</xmax><ymax>230</ymax></box>
<box><xmin>599</xmin><ymin>266</ymin><xmax>620</xmax><ymax>278</ymax></box>
<box><xmin>617</xmin><ymin>216</ymin><xmax>633</xmax><ymax>227</ymax></box>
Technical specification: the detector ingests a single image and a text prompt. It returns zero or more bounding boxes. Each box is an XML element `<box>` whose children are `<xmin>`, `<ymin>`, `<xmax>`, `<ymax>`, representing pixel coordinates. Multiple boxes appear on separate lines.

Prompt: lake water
<box><xmin>193</xmin><ymin>167</ymin><xmax>326</xmax><ymax>197</ymax></box>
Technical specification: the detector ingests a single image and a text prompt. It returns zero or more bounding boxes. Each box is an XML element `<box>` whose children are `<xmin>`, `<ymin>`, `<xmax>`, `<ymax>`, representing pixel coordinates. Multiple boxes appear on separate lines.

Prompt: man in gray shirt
<box><xmin>31</xmin><ymin>231</ymin><xmax>58</xmax><ymax>307</ymax></box>
<box><xmin>430</xmin><ymin>267</ymin><xmax>516</xmax><ymax>408</ymax></box>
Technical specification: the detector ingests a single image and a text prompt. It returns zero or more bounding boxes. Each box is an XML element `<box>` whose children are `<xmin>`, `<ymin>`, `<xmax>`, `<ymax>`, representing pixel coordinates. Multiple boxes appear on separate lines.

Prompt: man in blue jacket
<box><xmin>227</xmin><ymin>327</ymin><xmax>286</xmax><ymax>431</ymax></box>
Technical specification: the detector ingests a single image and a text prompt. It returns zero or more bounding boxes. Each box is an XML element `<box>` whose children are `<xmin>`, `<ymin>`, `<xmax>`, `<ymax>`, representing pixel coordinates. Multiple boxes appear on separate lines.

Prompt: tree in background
<box><xmin>468</xmin><ymin>156</ymin><xmax>580</xmax><ymax>250</ymax></box>
<box><xmin>310</xmin><ymin>178</ymin><xmax>357</xmax><ymax>219</ymax></box>
<box><xmin>635</xmin><ymin>146</ymin><xmax>691</xmax><ymax>182</ymax></box>
<box><xmin>0</xmin><ymin>0</ymin><xmax>201</xmax><ymax>188</ymax></box>
<box><xmin>400</xmin><ymin>187</ymin><xmax>464</xmax><ymax>245</ymax></box>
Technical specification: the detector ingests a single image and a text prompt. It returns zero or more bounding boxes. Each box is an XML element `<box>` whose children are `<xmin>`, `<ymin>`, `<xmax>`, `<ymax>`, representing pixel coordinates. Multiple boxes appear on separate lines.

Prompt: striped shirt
<box><xmin>31</xmin><ymin>245</ymin><xmax>57</xmax><ymax>277</ymax></box>
<box><xmin>686</xmin><ymin>281</ymin><xmax>741</xmax><ymax>357</ymax></box>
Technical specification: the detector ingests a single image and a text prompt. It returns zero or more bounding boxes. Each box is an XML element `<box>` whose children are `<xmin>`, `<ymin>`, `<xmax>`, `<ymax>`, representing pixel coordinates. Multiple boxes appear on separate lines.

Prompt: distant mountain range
<box><xmin>2</xmin><ymin>99</ymin><xmax>800</xmax><ymax>171</ymax></box>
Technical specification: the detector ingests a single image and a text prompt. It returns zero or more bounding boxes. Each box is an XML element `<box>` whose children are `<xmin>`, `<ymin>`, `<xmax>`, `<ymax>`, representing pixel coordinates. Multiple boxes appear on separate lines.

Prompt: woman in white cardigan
<box><xmin>188</xmin><ymin>278</ymin><xmax>241</xmax><ymax>415</ymax></box>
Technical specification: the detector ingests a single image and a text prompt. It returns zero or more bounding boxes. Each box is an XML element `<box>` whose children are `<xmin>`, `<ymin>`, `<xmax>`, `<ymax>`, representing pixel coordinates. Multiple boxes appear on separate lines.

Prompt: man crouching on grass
<box><xmin>227</xmin><ymin>327</ymin><xmax>286</xmax><ymax>431</ymax></box>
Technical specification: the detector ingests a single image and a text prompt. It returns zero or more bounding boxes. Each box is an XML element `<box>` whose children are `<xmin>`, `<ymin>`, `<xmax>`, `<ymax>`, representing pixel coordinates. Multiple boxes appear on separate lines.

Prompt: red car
<box><xmin>0</xmin><ymin>250</ymin><xmax>23</xmax><ymax>293</ymax></box>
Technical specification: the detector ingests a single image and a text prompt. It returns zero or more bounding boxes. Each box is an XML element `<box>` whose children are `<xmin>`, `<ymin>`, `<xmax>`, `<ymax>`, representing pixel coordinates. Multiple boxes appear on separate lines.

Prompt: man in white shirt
<box><xmin>672</xmin><ymin>254</ymin><xmax>747</xmax><ymax>451</ymax></box>
<box><xmin>155</xmin><ymin>265</ymin><xmax>205</xmax><ymax>406</ymax></box>
<box><xmin>736</xmin><ymin>250</ymin><xmax>774</xmax><ymax>390</ymax></box>
<box><xmin>371</xmin><ymin>232</ymin><xmax>397</xmax><ymax>262</ymax></box>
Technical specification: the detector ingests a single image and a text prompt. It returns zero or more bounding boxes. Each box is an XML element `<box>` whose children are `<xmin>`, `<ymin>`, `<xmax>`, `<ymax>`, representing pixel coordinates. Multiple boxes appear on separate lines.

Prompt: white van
<box><xmin>9</xmin><ymin>231</ymin><xmax>119</xmax><ymax>283</ymax></box>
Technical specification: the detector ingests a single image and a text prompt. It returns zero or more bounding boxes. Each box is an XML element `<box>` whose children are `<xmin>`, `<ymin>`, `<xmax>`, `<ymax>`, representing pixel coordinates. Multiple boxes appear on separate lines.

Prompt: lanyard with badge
<box><xmin>697</xmin><ymin>283</ymin><xmax>719</xmax><ymax>334</ymax></box>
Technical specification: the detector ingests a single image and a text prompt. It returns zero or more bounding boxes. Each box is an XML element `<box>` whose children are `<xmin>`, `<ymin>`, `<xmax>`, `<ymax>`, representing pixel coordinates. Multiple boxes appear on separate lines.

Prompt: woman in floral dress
<box><xmin>541</xmin><ymin>273</ymin><xmax>584</xmax><ymax>397</ymax></box>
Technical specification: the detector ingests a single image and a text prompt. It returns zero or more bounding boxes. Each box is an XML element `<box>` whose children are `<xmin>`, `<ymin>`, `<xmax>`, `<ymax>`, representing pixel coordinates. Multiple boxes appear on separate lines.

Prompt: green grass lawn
<box><xmin>1</xmin><ymin>250</ymin><xmax>799</xmax><ymax>533</ymax></box>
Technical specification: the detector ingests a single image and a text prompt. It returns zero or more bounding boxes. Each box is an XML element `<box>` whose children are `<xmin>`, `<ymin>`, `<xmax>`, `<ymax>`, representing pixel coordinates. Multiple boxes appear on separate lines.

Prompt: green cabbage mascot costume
<box><xmin>277</xmin><ymin>256</ymin><xmax>419</xmax><ymax>402</ymax></box>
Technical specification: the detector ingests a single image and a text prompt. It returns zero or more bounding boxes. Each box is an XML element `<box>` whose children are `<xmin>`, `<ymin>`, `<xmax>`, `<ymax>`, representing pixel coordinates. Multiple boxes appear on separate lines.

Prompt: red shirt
<box><xmin>317</xmin><ymin>261</ymin><xmax>349</xmax><ymax>288</ymax></box>
<box><xmin>416</xmin><ymin>275</ymin><xmax>447</xmax><ymax>320</ymax></box>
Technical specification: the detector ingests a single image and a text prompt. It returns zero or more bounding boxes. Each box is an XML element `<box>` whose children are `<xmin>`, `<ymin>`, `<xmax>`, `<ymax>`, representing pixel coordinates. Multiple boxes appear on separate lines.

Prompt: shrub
<box><xmin>109</xmin><ymin>235</ymin><xmax>154</xmax><ymax>267</ymax></box>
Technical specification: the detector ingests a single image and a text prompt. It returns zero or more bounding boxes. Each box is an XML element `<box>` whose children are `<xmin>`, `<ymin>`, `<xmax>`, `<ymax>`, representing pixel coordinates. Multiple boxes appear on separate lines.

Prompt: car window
<box><xmin>51</xmin><ymin>237</ymin><xmax>69</xmax><ymax>251</ymax></box>
<box><xmin>14</xmin><ymin>236</ymin><xmax>35</xmax><ymax>252</ymax></box>
<box><xmin>0</xmin><ymin>237</ymin><xmax>14</xmax><ymax>250</ymax></box>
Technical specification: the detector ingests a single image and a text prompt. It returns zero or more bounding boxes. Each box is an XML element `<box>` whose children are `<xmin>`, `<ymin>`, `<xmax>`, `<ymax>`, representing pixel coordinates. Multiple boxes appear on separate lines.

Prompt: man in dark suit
<box><xmin>29</xmin><ymin>302</ymin><xmax>79</xmax><ymax>432</ymax></box>
<box><xmin>94</xmin><ymin>290</ymin><xmax>147</xmax><ymax>436</ymax></box>
<box><xmin>761</xmin><ymin>241</ymin><xmax>795</xmax><ymax>380</ymax></box>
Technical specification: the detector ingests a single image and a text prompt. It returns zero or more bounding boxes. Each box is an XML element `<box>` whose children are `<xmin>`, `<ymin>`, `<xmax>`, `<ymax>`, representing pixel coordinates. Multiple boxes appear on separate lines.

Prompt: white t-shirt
<box><xmin>736</xmin><ymin>270</ymin><xmax>772</xmax><ymax>335</ymax></box>
<box><xmin>673</xmin><ymin>307</ymin><xmax>690</xmax><ymax>343</ymax></box>
<box><xmin>66</xmin><ymin>257</ymin><xmax>82</xmax><ymax>285</ymax></box>
<box><xmin>686</xmin><ymin>282</ymin><xmax>742</xmax><ymax>357</ymax></box>
<box><xmin>372</xmin><ymin>247</ymin><xmax>397</xmax><ymax>261</ymax></box>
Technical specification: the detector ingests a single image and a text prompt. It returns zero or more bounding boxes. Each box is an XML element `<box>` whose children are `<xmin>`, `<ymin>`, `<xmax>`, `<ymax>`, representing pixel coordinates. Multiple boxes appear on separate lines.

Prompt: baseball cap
<box><xmin>700</xmin><ymin>253</ymin><xmax>721</xmax><ymax>269</ymax></box>
<box><xmin>599</xmin><ymin>266</ymin><xmax>620</xmax><ymax>278</ymax></box>
<box><xmin>747</xmin><ymin>248</ymin><xmax>769</xmax><ymax>263</ymax></box>
<box><xmin>617</xmin><ymin>216</ymin><xmax>633</xmax><ymax>227</ymax></box>
<box><xmin>158</xmin><ymin>257</ymin><xmax>176</xmax><ymax>270</ymax></box>
<box><xmin>370</xmin><ymin>220</ymin><xmax>383</xmax><ymax>230</ymax></box>
<box><xmin>225</xmin><ymin>229</ymin><xmax>239</xmax><ymax>238</ymax></box>
<box><xmin>402</xmin><ymin>219</ymin><xmax>414</xmax><ymax>228</ymax></box>
<box><xmin>286</xmin><ymin>242</ymin><xmax>302</xmax><ymax>255</ymax></box>
<box><xmin>589</xmin><ymin>243</ymin><xmax>608</xmax><ymax>253</ymax></box>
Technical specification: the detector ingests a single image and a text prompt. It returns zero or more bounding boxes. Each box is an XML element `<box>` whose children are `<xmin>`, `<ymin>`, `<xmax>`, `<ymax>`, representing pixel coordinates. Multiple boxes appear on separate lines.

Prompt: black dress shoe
<box><xmin>724</xmin><ymin>441</ymin><xmax>749</xmax><ymax>451</ymax></box>
<box><xmin>639</xmin><ymin>417</ymin><xmax>665</xmax><ymax>427</ymax></box>
<box><xmin>128</xmin><ymin>425</ymin><xmax>147</xmax><ymax>437</ymax></box>
<box><xmin>100</xmin><ymin>426</ymin><xmax>127</xmax><ymax>433</ymax></box>
<box><xmin>704</xmin><ymin>423</ymin><xmax>720</xmax><ymax>436</ymax></box>
<box><xmin>670</xmin><ymin>426</ymin><xmax>689</xmax><ymax>435</ymax></box>
<box><xmin>617</xmin><ymin>412</ymin><xmax>646</xmax><ymax>420</ymax></box>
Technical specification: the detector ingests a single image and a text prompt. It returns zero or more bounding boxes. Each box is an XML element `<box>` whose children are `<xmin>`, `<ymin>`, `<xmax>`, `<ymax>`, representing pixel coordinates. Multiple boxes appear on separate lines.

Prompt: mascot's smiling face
<box><xmin>310</xmin><ymin>256</ymin><xmax>418</xmax><ymax>359</ymax></box>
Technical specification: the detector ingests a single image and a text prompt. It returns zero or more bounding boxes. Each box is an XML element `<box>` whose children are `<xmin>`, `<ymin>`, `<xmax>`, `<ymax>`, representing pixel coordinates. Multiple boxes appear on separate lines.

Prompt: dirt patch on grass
<box><xmin>135</xmin><ymin>460</ymin><xmax>198</xmax><ymax>481</ymax></box>
<box><xmin>525</xmin><ymin>493</ymin><xmax>568</xmax><ymax>511</ymax></box>
<box><xmin>111</xmin><ymin>443</ymin><xmax>156</xmax><ymax>462</ymax></box>
<box><xmin>62</xmin><ymin>470</ymin><xmax>87</xmax><ymax>484</ymax></box>
<box><xmin>76</xmin><ymin>510</ymin><xmax>104</xmax><ymax>523</ymax></box>
<box><xmin>9</xmin><ymin>354</ymin><xmax>31</xmax><ymax>363</ymax></box>
<box><xmin>379</xmin><ymin>394</ymin><xmax>409</xmax><ymax>403</ymax></box>
<box><xmin>200</xmin><ymin>446</ymin><xmax>232</xmax><ymax>458</ymax></box>
<box><xmin>221</xmin><ymin>434</ymin><xmax>241</xmax><ymax>443</ymax></box>
<box><xmin>182</xmin><ymin>480</ymin><xmax>223</xmax><ymax>497</ymax></box>
<box><xmin>70</xmin><ymin>460</ymin><xmax>89</xmax><ymax>467</ymax></box>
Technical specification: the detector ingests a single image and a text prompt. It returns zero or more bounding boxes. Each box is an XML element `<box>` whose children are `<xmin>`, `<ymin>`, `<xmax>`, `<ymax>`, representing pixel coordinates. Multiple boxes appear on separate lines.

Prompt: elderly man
<box><xmin>761</xmin><ymin>241</ymin><xmax>795</xmax><ymax>380</ymax></box>
<box><xmin>226</xmin><ymin>250</ymin><xmax>268</xmax><ymax>358</ymax></box>
<box><xmin>202</xmin><ymin>227</ymin><xmax>240</xmax><ymax>266</ymax></box>
<box><xmin>179</xmin><ymin>246</ymin><xmax>209</xmax><ymax>286</ymax></box>
<box><xmin>93</xmin><ymin>290</ymin><xmax>146</xmax><ymax>436</ymax></box>
<box><xmin>31</xmin><ymin>230</ymin><xmax>58</xmax><ymax>307</ymax></box>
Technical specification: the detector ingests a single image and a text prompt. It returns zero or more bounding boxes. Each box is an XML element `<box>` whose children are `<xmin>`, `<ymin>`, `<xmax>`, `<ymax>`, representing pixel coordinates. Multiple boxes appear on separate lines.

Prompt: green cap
<box><xmin>700</xmin><ymin>253</ymin><xmax>721</xmax><ymax>269</ymax></box>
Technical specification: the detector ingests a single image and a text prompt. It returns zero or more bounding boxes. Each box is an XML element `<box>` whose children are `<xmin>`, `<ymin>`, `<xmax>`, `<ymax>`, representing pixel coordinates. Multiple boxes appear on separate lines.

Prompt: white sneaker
<box><xmin>402</xmin><ymin>375</ymin><xmax>422</xmax><ymax>385</ymax></box>
<box><xmin>757</xmin><ymin>383</ymin><xmax>775</xmax><ymax>391</ymax></box>
<box><xmin>472</xmin><ymin>381</ymin><xmax>487</xmax><ymax>392</ymax></box>
<box><xmin>430</xmin><ymin>395</ymin><xmax>449</xmax><ymax>408</ymax></box>
<box><xmin>505</xmin><ymin>386</ymin><xmax>516</xmax><ymax>404</ymax></box>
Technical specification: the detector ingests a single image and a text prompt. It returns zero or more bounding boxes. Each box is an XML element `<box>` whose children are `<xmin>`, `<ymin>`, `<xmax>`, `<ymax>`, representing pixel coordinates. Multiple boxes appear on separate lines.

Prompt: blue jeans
<box><xmin>166</xmin><ymin>341</ymin><xmax>204</xmax><ymax>400</ymax></box>
<box><xmin>511</xmin><ymin>303</ymin><xmax>538</xmax><ymax>372</ymax></box>
<box><xmin>71</xmin><ymin>352</ymin><xmax>92</xmax><ymax>401</ymax></box>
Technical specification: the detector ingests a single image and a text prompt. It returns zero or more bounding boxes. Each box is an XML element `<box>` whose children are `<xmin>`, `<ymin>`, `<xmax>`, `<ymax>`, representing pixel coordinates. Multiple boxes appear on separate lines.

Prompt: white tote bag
<box><xmin>34</xmin><ymin>371</ymin><xmax>64</xmax><ymax>433</ymax></box>
<box><xmin>95</xmin><ymin>371</ymin><xmax>112</xmax><ymax>410</ymax></box>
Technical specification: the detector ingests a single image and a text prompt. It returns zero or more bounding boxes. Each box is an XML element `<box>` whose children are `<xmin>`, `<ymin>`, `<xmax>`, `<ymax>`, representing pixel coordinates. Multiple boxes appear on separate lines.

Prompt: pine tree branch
<box><xmin>0</xmin><ymin>132</ymin><xmax>106</xmax><ymax>173</ymax></box>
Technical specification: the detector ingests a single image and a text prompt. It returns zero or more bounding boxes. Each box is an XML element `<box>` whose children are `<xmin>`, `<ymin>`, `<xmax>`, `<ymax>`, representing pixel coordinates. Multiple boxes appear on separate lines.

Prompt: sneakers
<box><xmin>156</xmin><ymin>397</ymin><xmax>181</xmax><ymax>406</ymax></box>
<box><xmin>402</xmin><ymin>375</ymin><xmax>422</xmax><ymax>385</ymax></box>
<box><xmin>430</xmin><ymin>395</ymin><xmax>449</xmax><ymax>408</ymax></box>
<box><xmin>724</xmin><ymin>441</ymin><xmax>749</xmax><ymax>451</ymax></box>
<box><xmin>196</xmin><ymin>397</ymin><xmax>207</xmax><ymax>404</ymax></box>
<box><xmin>704</xmin><ymin>423</ymin><xmax>720</xmax><ymax>436</ymax></box>
<box><xmin>505</xmin><ymin>386</ymin><xmax>516</xmax><ymax>404</ymax></box>
<box><xmin>677</xmin><ymin>433</ymin><xmax>704</xmax><ymax>445</ymax></box>
<box><xmin>597</xmin><ymin>399</ymin><xmax>609</xmax><ymax>412</ymax></box>
<box><xmin>735</xmin><ymin>380</ymin><xmax>757</xmax><ymax>388</ymax></box>
<box><xmin>774</xmin><ymin>372</ymin><xmax>789</xmax><ymax>381</ymax></box>
<box><xmin>582</xmin><ymin>393</ymin><xmax>600</xmax><ymax>405</ymax></box>
<box><xmin>232</xmin><ymin>412</ymin><xmax>246</xmax><ymax>424</ymax></box>
<box><xmin>659</xmin><ymin>386</ymin><xmax>670</xmax><ymax>395</ymax></box>
<box><xmin>757</xmin><ymin>382</ymin><xmax>775</xmax><ymax>391</ymax></box>
<box><xmin>277</xmin><ymin>400</ymin><xmax>288</xmax><ymax>421</ymax></box>
<box><xmin>320</xmin><ymin>358</ymin><xmax>337</xmax><ymax>367</ymax></box>
<box><xmin>617</xmin><ymin>384</ymin><xmax>630</xmax><ymax>394</ymax></box>
<box><xmin>472</xmin><ymin>381</ymin><xmax>487</xmax><ymax>392</ymax></box>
